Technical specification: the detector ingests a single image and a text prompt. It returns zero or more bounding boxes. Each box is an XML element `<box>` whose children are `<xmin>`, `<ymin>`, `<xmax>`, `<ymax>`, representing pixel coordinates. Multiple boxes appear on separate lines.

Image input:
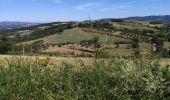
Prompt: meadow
<box><xmin>0</xmin><ymin>55</ymin><xmax>170</xmax><ymax>99</ymax></box>
<box><xmin>21</xmin><ymin>28</ymin><xmax>130</xmax><ymax>45</ymax></box>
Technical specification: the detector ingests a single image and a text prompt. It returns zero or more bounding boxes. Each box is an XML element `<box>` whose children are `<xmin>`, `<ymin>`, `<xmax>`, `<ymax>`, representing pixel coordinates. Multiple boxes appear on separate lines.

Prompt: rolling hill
<box><xmin>0</xmin><ymin>21</ymin><xmax>38</xmax><ymax>30</ymax></box>
<box><xmin>1</xmin><ymin>15</ymin><xmax>170</xmax><ymax>57</ymax></box>
<box><xmin>21</xmin><ymin>28</ymin><xmax>130</xmax><ymax>45</ymax></box>
<box><xmin>95</xmin><ymin>15</ymin><xmax>170</xmax><ymax>24</ymax></box>
<box><xmin>124</xmin><ymin>15</ymin><xmax>170</xmax><ymax>24</ymax></box>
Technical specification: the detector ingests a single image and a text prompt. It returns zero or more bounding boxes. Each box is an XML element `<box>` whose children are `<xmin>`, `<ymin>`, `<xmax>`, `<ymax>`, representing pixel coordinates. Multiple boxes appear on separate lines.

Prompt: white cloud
<box><xmin>100</xmin><ymin>5</ymin><xmax>128</xmax><ymax>12</ymax></box>
<box><xmin>75</xmin><ymin>2</ymin><xmax>101</xmax><ymax>11</ymax></box>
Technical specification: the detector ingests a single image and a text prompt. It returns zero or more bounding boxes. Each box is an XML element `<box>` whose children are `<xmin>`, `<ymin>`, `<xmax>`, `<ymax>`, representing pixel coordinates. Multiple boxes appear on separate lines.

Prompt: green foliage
<box><xmin>115</xmin><ymin>41</ymin><xmax>120</xmax><ymax>48</ymax></box>
<box><xmin>149</xmin><ymin>21</ymin><xmax>163</xmax><ymax>24</ymax></box>
<box><xmin>0</xmin><ymin>34</ymin><xmax>12</xmax><ymax>54</ymax></box>
<box><xmin>161</xmin><ymin>48</ymin><xmax>170</xmax><ymax>58</ymax></box>
<box><xmin>131</xmin><ymin>39</ymin><xmax>139</xmax><ymax>49</ymax></box>
<box><xmin>16</xmin><ymin>23</ymin><xmax>75</xmax><ymax>42</ymax></box>
<box><xmin>0</xmin><ymin>56</ymin><xmax>169</xmax><ymax>99</ymax></box>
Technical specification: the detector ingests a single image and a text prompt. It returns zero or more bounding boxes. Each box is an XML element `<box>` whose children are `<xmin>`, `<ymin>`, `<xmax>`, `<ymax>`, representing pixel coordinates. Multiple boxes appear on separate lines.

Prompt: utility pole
<box><xmin>88</xmin><ymin>14</ymin><xmax>92</xmax><ymax>39</ymax></box>
<box><xmin>88</xmin><ymin>14</ymin><xmax>92</xmax><ymax>29</ymax></box>
<box><xmin>22</xmin><ymin>43</ymin><xmax>25</xmax><ymax>56</ymax></box>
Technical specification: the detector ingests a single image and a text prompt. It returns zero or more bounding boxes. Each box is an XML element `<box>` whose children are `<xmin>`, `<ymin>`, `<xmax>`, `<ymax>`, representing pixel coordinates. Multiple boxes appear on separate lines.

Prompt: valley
<box><xmin>1</xmin><ymin>16</ymin><xmax>168</xmax><ymax>58</ymax></box>
<box><xmin>1</xmin><ymin>0</ymin><xmax>170</xmax><ymax>99</ymax></box>
<box><xmin>0</xmin><ymin>15</ymin><xmax>170</xmax><ymax>99</ymax></box>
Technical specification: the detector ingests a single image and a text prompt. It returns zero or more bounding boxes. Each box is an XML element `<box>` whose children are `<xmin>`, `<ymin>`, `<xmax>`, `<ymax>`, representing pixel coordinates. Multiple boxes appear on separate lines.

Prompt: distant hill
<box><xmin>83</xmin><ymin>15</ymin><xmax>170</xmax><ymax>24</ymax></box>
<box><xmin>124</xmin><ymin>15</ymin><xmax>170</xmax><ymax>24</ymax></box>
<box><xmin>0</xmin><ymin>21</ymin><xmax>38</xmax><ymax>30</ymax></box>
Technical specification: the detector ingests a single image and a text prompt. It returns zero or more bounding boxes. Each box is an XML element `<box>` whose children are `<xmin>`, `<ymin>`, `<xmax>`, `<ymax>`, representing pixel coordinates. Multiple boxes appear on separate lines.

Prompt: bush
<box><xmin>149</xmin><ymin>21</ymin><xmax>162</xmax><ymax>24</ymax></box>
<box><xmin>0</xmin><ymin>35</ymin><xmax>12</xmax><ymax>54</ymax></box>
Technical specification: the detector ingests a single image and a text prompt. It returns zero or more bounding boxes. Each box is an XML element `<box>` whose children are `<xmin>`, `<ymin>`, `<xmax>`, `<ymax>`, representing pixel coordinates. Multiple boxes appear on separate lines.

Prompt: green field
<box><xmin>112</xmin><ymin>20</ymin><xmax>163</xmax><ymax>31</ymax></box>
<box><xmin>22</xmin><ymin>28</ymin><xmax>130</xmax><ymax>45</ymax></box>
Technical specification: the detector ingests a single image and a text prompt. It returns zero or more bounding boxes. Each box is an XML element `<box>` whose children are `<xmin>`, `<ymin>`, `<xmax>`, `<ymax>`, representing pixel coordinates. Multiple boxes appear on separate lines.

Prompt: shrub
<box><xmin>149</xmin><ymin>21</ymin><xmax>162</xmax><ymax>24</ymax></box>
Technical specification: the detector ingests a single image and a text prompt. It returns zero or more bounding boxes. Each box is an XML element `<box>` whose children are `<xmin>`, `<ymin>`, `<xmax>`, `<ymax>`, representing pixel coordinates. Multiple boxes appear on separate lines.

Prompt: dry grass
<box><xmin>163</xmin><ymin>41</ymin><xmax>170</xmax><ymax>49</ymax></box>
<box><xmin>0</xmin><ymin>55</ymin><xmax>170</xmax><ymax>66</ymax></box>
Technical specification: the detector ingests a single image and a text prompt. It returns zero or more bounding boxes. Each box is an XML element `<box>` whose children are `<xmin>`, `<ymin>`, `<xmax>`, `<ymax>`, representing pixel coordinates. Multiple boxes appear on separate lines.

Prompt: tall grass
<box><xmin>0</xmin><ymin>56</ymin><xmax>169</xmax><ymax>99</ymax></box>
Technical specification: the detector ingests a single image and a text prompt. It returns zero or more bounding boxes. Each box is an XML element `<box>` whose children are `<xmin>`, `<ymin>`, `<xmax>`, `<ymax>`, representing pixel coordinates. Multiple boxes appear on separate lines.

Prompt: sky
<box><xmin>0</xmin><ymin>0</ymin><xmax>170</xmax><ymax>22</ymax></box>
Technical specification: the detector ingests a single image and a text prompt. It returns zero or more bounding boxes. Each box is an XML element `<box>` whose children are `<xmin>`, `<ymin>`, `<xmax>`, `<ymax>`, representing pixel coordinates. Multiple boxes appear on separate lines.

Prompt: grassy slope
<box><xmin>99</xmin><ymin>43</ymin><xmax>152</xmax><ymax>57</ymax></box>
<box><xmin>112</xmin><ymin>20</ymin><xmax>163</xmax><ymax>31</ymax></box>
<box><xmin>21</xmin><ymin>28</ymin><xmax>130</xmax><ymax>45</ymax></box>
<box><xmin>139</xmin><ymin>43</ymin><xmax>152</xmax><ymax>54</ymax></box>
<box><xmin>20</xmin><ymin>20</ymin><xmax>164</xmax><ymax>45</ymax></box>
<box><xmin>105</xmin><ymin>49</ymin><xmax>131</xmax><ymax>56</ymax></box>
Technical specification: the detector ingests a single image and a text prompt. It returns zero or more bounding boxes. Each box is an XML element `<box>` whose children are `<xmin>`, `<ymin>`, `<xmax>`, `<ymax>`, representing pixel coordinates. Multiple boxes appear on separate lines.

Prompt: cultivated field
<box><xmin>113</xmin><ymin>20</ymin><xmax>163</xmax><ymax>31</ymax></box>
<box><xmin>21</xmin><ymin>28</ymin><xmax>130</xmax><ymax>45</ymax></box>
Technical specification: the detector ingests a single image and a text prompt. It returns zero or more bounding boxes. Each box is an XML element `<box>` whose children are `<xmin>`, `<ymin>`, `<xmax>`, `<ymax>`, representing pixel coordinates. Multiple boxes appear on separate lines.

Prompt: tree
<box><xmin>167</xmin><ymin>34</ymin><xmax>170</xmax><ymax>42</ymax></box>
<box><xmin>0</xmin><ymin>34</ymin><xmax>12</xmax><ymax>54</ymax></box>
<box><xmin>115</xmin><ymin>41</ymin><xmax>120</xmax><ymax>48</ymax></box>
<box><xmin>131</xmin><ymin>39</ymin><xmax>140</xmax><ymax>57</ymax></box>
<box><xmin>151</xmin><ymin>36</ymin><xmax>163</xmax><ymax>52</ymax></box>
<box><xmin>93</xmin><ymin>36</ymin><xmax>99</xmax><ymax>44</ymax></box>
<box><xmin>92</xmin><ymin>36</ymin><xmax>101</xmax><ymax>60</ymax></box>
<box><xmin>161</xmin><ymin>48</ymin><xmax>170</xmax><ymax>58</ymax></box>
<box><xmin>131</xmin><ymin>39</ymin><xmax>139</xmax><ymax>49</ymax></box>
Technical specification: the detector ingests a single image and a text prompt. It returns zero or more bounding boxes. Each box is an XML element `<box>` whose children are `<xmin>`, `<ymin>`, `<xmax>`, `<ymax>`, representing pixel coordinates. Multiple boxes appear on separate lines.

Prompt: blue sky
<box><xmin>0</xmin><ymin>0</ymin><xmax>170</xmax><ymax>22</ymax></box>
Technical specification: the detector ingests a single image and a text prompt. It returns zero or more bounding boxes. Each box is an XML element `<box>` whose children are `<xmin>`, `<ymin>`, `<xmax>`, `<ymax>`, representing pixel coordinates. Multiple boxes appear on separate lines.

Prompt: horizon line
<box><xmin>0</xmin><ymin>14</ymin><xmax>170</xmax><ymax>23</ymax></box>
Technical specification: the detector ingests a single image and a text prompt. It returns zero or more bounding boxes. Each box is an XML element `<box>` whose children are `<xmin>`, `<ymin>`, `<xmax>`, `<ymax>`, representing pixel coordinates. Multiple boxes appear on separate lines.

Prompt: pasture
<box><xmin>21</xmin><ymin>28</ymin><xmax>130</xmax><ymax>45</ymax></box>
